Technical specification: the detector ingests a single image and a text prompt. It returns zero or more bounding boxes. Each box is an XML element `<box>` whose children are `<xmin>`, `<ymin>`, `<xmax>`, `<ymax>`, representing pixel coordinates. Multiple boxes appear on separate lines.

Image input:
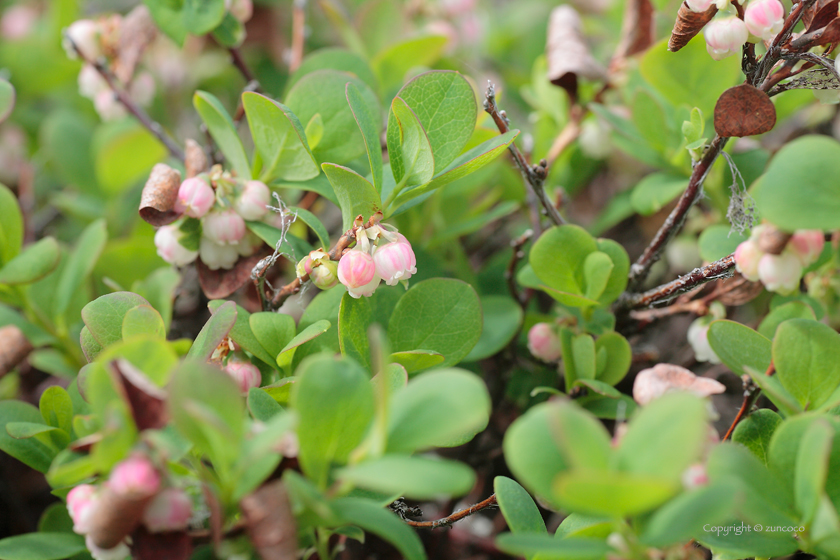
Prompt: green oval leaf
<box><xmin>322</xmin><ymin>163</ymin><xmax>383</xmax><ymax>231</ymax></box>
<box><xmin>707</xmin><ymin>320</ymin><xmax>772</xmax><ymax>377</ymax></box>
<box><xmin>0</xmin><ymin>237</ymin><xmax>60</xmax><ymax>285</ymax></box>
<box><xmin>494</xmin><ymin>476</ymin><xmax>546</xmax><ymax>534</ymax></box>
<box><xmin>338</xmin><ymin>455</ymin><xmax>475</xmax><ymax>499</ymax></box>
<box><xmin>774</xmin><ymin>319</ymin><xmax>840</xmax><ymax>410</ymax></box>
<box><xmin>0</xmin><ymin>533</ymin><xmax>86</xmax><ymax>560</ymax></box>
<box><xmin>194</xmin><ymin>90</ymin><xmax>251</xmax><ymax>179</ymax></box>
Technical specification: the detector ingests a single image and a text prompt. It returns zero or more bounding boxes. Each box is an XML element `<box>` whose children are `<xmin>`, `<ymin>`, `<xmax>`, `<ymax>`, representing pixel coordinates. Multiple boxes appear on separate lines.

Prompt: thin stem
<box><xmin>627</xmin><ymin>136</ymin><xmax>729</xmax><ymax>290</ymax></box>
<box><xmin>620</xmin><ymin>253</ymin><xmax>736</xmax><ymax>310</ymax></box>
<box><xmin>289</xmin><ymin>0</ymin><xmax>307</xmax><ymax>72</ymax></box>
<box><xmin>228</xmin><ymin>46</ymin><xmax>258</xmax><ymax>85</ymax></box>
<box><xmin>65</xmin><ymin>37</ymin><xmax>185</xmax><ymax>161</ymax></box>
<box><xmin>545</xmin><ymin>105</ymin><xmax>585</xmax><ymax>168</ymax></box>
<box><xmin>722</xmin><ymin>376</ymin><xmax>760</xmax><ymax>441</ymax></box>
<box><xmin>405</xmin><ymin>494</ymin><xmax>498</xmax><ymax>529</ymax></box>
<box><xmin>483</xmin><ymin>83</ymin><xmax>565</xmax><ymax>230</ymax></box>
<box><xmin>506</xmin><ymin>229</ymin><xmax>533</xmax><ymax>308</ymax></box>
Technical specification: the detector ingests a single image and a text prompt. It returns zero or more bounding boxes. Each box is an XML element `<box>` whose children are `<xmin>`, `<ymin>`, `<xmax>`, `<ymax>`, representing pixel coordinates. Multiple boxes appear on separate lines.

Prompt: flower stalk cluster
<box><xmin>691</xmin><ymin>0</ymin><xmax>786</xmax><ymax>61</ymax></box>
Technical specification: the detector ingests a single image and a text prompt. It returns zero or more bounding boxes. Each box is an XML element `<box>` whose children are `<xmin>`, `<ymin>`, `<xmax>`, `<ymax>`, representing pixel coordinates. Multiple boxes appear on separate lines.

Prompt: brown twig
<box><xmin>627</xmin><ymin>136</ymin><xmax>729</xmax><ymax>290</ymax></box>
<box><xmin>750</xmin><ymin>0</ymin><xmax>815</xmax><ymax>87</ymax></box>
<box><xmin>289</xmin><ymin>0</ymin><xmax>307</xmax><ymax>72</ymax></box>
<box><xmin>506</xmin><ymin>229</ymin><xmax>534</xmax><ymax>308</ymax></box>
<box><xmin>620</xmin><ymin>253</ymin><xmax>736</xmax><ymax>310</ymax></box>
<box><xmin>228</xmin><ymin>46</ymin><xmax>258</xmax><ymax>84</ymax></box>
<box><xmin>264</xmin><ymin>214</ymin><xmax>382</xmax><ymax>308</ymax></box>
<box><xmin>405</xmin><ymin>494</ymin><xmax>498</xmax><ymax>529</ymax></box>
<box><xmin>545</xmin><ymin>105</ymin><xmax>585</xmax><ymax>167</ymax></box>
<box><xmin>722</xmin><ymin>375</ymin><xmax>760</xmax><ymax>441</ymax></box>
<box><xmin>65</xmin><ymin>37</ymin><xmax>185</xmax><ymax>161</ymax></box>
<box><xmin>483</xmin><ymin>83</ymin><xmax>565</xmax><ymax>231</ymax></box>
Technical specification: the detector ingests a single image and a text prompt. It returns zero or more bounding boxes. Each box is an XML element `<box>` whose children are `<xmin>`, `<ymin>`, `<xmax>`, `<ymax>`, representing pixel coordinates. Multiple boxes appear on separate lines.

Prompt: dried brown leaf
<box><xmin>131</xmin><ymin>527</ymin><xmax>193</xmax><ymax>560</ymax></box>
<box><xmin>108</xmin><ymin>359</ymin><xmax>169</xmax><ymax>431</ymax></box>
<box><xmin>802</xmin><ymin>0</ymin><xmax>839</xmax><ymax>31</ymax></box>
<box><xmin>790</xmin><ymin>17</ymin><xmax>840</xmax><ymax>50</ymax></box>
<box><xmin>0</xmin><ymin>325</ymin><xmax>33</xmax><ymax>377</ymax></box>
<box><xmin>197</xmin><ymin>249</ymin><xmax>270</xmax><ymax>300</ymax></box>
<box><xmin>613</xmin><ymin>0</ymin><xmax>655</xmax><ymax>65</ymax></box>
<box><xmin>633</xmin><ymin>363</ymin><xmax>726</xmax><ymax>406</ymax></box>
<box><xmin>714</xmin><ymin>84</ymin><xmax>776</xmax><ymax>137</ymax></box>
<box><xmin>240</xmin><ymin>480</ymin><xmax>297</xmax><ymax>560</ymax></box>
<box><xmin>668</xmin><ymin>2</ymin><xmax>717</xmax><ymax>52</ymax></box>
<box><xmin>546</xmin><ymin>5</ymin><xmax>606</xmax><ymax>99</ymax></box>
<box><xmin>113</xmin><ymin>5</ymin><xmax>158</xmax><ymax>84</ymax></box>
<box><xmin>87</xmin><ymin>487</ymin><xmax>152</xmax><ymax>549</ymax></box>
<box><xmin>203</xmin><ymin>485</ymin><xmax>223</xmax><ymax>550</ymax></box>
<box><xmin>185</xmin><ymin>139</ymin><xmax>209</xmax><ymax>178</ymax></box>
<box><xmin>139</xmin><ymin>163</ymin><xmax>182</xmax><ymax>227</ymax></box>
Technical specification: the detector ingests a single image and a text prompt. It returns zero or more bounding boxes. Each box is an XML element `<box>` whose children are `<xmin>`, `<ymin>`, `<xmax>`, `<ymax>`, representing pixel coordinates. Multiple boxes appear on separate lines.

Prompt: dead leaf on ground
<box><xmin>546</xmin><ymin>5</ymin><xmax>606</xmax><ymax>99</ymax></box>
<box><xmin>668</xmin><ymin>2</ymin><xmax>717</xmax><ymax>52</ymax></box>
<box><xmin>139</xmin><ymin>163</ymin><xmax>181</xmax><ymax>227</ymax></box>
<box><xmin>240</xmin><ymin>480</ymin><xmax>297</xmax><ymax>560</ymax></box>
<box><xmin>633</xmin><ymin>363</ymin><xmax>726</xmax><ymax>405</ymax></box>
<box><xmin>714</xmin><ymin>84</ymin><xmax>776</xmax><ymax>137</ymax></box>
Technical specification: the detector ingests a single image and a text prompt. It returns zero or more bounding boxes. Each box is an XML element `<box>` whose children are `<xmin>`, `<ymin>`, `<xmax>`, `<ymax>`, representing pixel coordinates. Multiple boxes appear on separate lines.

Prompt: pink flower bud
<box><xmin>338</xmin><ymin>249</ymin><xmax>380</xmax><ymax>298</ymax></box>
<box><xmin>527</xmin><ymin>323</ymin><xmax>562</xmax><ymax>363</ymax></box>
<box><xmin>734</xmin><ymin>239</ymin><xmax>762</xmax><ymax>281</ymax></box>
<box><xmin>155</xmin><ymin>225</ymin><xmax>198</xmax><ymax>267</ymax></box>
<box><xmin>788</xmin><ymin>230</ymin><xmax>824</xmax><ymax>267</ymax></box>
<box><xmin>681</xmin><ymin>463</ymin><xmax>709</xmax><ymax>489</ymax></box>
<box><xmin>202</xmin><ymin>209</ymin><xmax>246</xmax><ymax>245</ymax></box>
<box><xmin>225</xmin><ymin>359</ymin><xmax>262</xmax><ymax>393</ymax></box>
<box><xmin>744</xmin><ymin>0</ymin><xmax>785</xmax><ymax>41</ymax></box>
<box><xmin>199</xmin><ymin>237</ymin><xmax>240</xmax><ymax>270</ymax></box>
<box><xmin>142</xmin><ymin>488</ymin><xmax>193</xmax><ymax>533</ymax></box>
<box><xmin>704</xmin><ymin>17</ymin><xmax>748</xmax><ymax>61</ymax></box>
<box><xmin>175</xmin><ymin>178</ymin><xmax>215</xmax><ymax>218</ymax></box>
<box><xmin>67</xmin><ymin>484</ymin><xmax>99</xmax><ymax>535</ymax></box>
<box><xmin>63</xmin><ymin>19</ymin><xmax>101</xmax><ymax>60</ymax></box>
<box><xmin>687</xmin><ymin>318</ymin><xmax>721</xmax><ymax>364</ymax></box>
<box><xmin>78</xmin><ymin>64</ymin><xmax>107</xmax><ymax>99</ymax></box>
<box><xmin>109</xmin><ymin>455</ymin><xmax>161</xmax><ymax>498</ymax></box>
<box><xmin>758</xmin><ymin>251</ymin><xmax>802</xmax><ymax>294</ymax></box>
<box><xmin>226</xmin><ymin>0</ymin><xmax>253</xmax><ymax>22</ymax></box>
<box><xmin>235</xmin><ymin>180</ymin><xmax>271</xmax><ymax>220</ymax></box>
<box><xmin>373</xmin><ymin>235</ymin><xmax>417</xmax><ymax>286</ymax></box>
<box><xmin>685</xmin><ymin>0</ymin><xmax>715</xmax><ymax>12</ymax></box>
<box><xmin>85</xmin><ymin>535</ymin><xmax>130</xmax><ymax>560</ymax></box>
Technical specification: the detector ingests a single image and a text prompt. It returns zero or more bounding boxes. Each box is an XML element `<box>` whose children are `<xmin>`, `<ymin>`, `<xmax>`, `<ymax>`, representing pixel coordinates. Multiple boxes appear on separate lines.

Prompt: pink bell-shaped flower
<box><xmin>235</xmin><ymin>180</ymin><xmax>271</xmax><ymax>220</ymax></box>
<box><xmin>734</xmin><ymin>238</ymin><xmax>762</xmax><ymax>282</ymax></box>
<box><xmin>175</xmin><ymin>177</ymin><xmax>215</xmax><ymax>219</ymax></box>
<box><xmin>109</xmin><ymin>455</ymin><xmax>161</xmax><ymax>498</ymax></box>
<box><xmin>788</xmin><ymin>230</ymin><xmax>824</xmax><ymax>267</ymax></box>
<box><xmin>202</xmin><ymin>209</ymin><xmax>246</xmax><ymax>245</ymax></box>
<box><xmin>66</xmin><ymin>484</ymin><xmax>99</xmax><ymax>535</ymax></box>
<box><xmin>199</xmin><ymin>237</ymin><xmax>240</xmax><ymax>270</ymax></box>
<box><xmin>155</xmin><ymin>225</ymin><xmax>198</xmax><ymax>267</ymax></box>
<box><xmin>142</xmin><ymin>488</ymin><xmax>193</xmax><ymax>533</ymax></box>
<box><xmin>373</xmin><ymin>234</ymin><xmax>417</xmax><ymax>286</ymax></box>
<box><xmin>758</xmin><ymin>251</ymin><xmax>802</xmax><ymax>294</ymax></box>
<box><xmin>704</xmin><ymin>16</ymin><xmax>748</xmax><ymax>60</ymax></box>
<box><xmin>744</xmin><ymin>0</ymin><xmax>785</xmax><ymax>41</ymax></box>
<box><xmin>225</xmin><ymin>359</ymin><xmax>262</xmax><ymax>393</ymax></box>
<box><xmin>338</xmin><ymin>249</ymin><xmax>380</xmax><ymax>298</ymax></box>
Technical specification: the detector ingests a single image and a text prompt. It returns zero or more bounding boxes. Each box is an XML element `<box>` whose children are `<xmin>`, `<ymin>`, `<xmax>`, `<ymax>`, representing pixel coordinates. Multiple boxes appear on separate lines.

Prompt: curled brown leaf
<box><xmin>185</xmin><ymin>139</ymin><xmax>209</xmax><ymax>179</ymax></box>
<box><xmin>0</xmin><ymin>325</ymin><xmax>33</xmax><ymax>377</ymax></box>
<box><xmin>113</xmin><ymin>5</ymin><xmax>158</xmax><ymax>85</ymax></box>
<box><xmin>668</xmin><ymin>2</ymin><xmax>717</xmax><ymax>52</ymax></box>
<box><xmin>139</xmin><ymin>163</ymin><xmax>181</xmax><ymax>227</ymax></box>
<box><xmin>612</xmin><ymin>0</ymin><xmax>655</xmax><ymax>69</ymax></box>
<box><xmin>713</xmin><ymin>83</ymin><xmax>777</xmax><ymax>137</ymax></box>
<box><xmin>87</xmin><ymin>487</ymin><xmax>153</xmax><ymax>549</ymax></box>
<box><xmin>546</xmin><ymin>5</ymin><xmax>606</xmax><ymax>99</ymax></box>
<box><xmin>108</xmin><ymin>359</ymin><xmax>169</xmax><ymax>431</ymax></box>
<box><xmin>240</xmin><ymin>480</ymin><xmax>297</xmax><ymax>560</ymax></box>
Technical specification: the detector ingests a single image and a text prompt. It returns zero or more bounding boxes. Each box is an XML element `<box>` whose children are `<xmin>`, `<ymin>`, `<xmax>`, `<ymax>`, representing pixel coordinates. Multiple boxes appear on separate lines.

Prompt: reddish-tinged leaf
<box><xmin>131</xmin><ymin>527</ymin><xmax>193</xmax><ymax>560</ymax></box>
<box><xmin>546</xmin><ymin>5</ymin><xmax>606</xmax><ymax>99</ymax></box>
<box><xmin>669</xmin><ymin>3</ymin><xmax>717</xmax><ymax>52</ymax></box>
<box><xmin>139</xmin><ymin>163</ymin><xmax>181</xmax><ymax>227</ymax></box>
<box><xmin>714</xmin><ymin>84</ymin><xmax>776</xmax><ymax>137</ymax></box>
<box><xmin>108</xmin><ymin>359</ymin><xmax>169</xmax><ymax>431</ymax></box>
<box><xmin>790</xmin><ymin>17</ymin><xmax>840</xmax><ymax>50</ymax></box>
<box><xmin>185</xmin><ymin>139</ymin><xmax>208</xmax><ymax>178</ymax></box>
<box><xmin>197</xmin><ymin>249</ymin><xmax>270</xmax><ymax>300</ymax></box>
<box><xmin>240</xmin><ymin>480</ymin><xmax>297</xmax><ymax>560</ymax></box>
<box><xmin>0</xmin><ymin>325</ymin><xmax>33</xmax><ymax>377</ymax></box>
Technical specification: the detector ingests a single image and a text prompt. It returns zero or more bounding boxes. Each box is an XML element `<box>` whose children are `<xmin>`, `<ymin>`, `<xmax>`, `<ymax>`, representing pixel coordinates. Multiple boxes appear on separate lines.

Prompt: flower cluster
<box><xmin>734</xmin><ymin>226</ymin><xmax>824</xmax><ymax>294</ymax></box>
<box><xmin>154</xmin><ymin>169</ymin><xmax>272</xmax><ymax>270</ymax></box>
<box><xmin>298</xmin><ymin>222</ymin><xmax>417</xmax><ymax>299</ymax></box>
<box><xmin>700</xmin><ymin>0</ymin><xmax>786</xmax><ymax>61</ymax></box>
<box><xmin>63</xmin><ymin>17</ymin><xmax>156</xmax><ymax>121</ymax></box>
<box><xmin>66</xmin><ymin>454</ymin><xmax>193</xmax><ymax>560</ymax></box>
